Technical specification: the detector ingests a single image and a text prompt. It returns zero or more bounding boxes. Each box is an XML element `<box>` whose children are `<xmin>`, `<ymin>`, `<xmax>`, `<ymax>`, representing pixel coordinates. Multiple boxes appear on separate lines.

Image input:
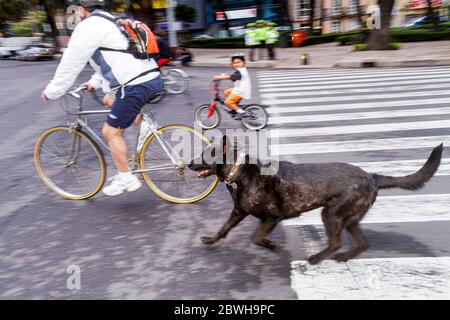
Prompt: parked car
<box><xmin>15</xmin><ymin>44</ymin><xmax>53</xmax><ymax>61</ymax></box>
<box><xmin>404</xmin><ymin>16</ymin><xmax>447</xmax><ymax>26</ymax></box>
<box><xmin>192</xmin><ymin>34</ymin><xmax>214</xmax><ymax>39</ymax></box>
<box><xmin>0</xmin><ymin>47</ymin><xmax>12</xmax><ymax>59</ymax></box>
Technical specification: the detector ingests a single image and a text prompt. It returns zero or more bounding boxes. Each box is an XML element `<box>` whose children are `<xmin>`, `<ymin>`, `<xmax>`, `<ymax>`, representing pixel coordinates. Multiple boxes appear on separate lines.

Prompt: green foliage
<box><xmin>0</xmin><ymin>0</ymin><xmax>29</xmax><ymax>23</ymax></box>
<box><xmin>11</xmin><ymin>21</ymin><xmax>34</xmax><ymax>36</ymax></box>
<box><xmin>354</xmin><ymin>43</ymin><xmax>367</xmax><ymax>51</ymax></box>
<box><xmin>175</xmin><ymin>3</ymin><xmax>197</xmax><ymax>23</ymax></box>
<box><xmin>337</xmin><ymin>34</ymin><xmax>364</xmax><ymax>45</ymax></box>
<box><xmin>354</xmin><ymin>42</ymin><xmax>400</xmax><ymax>51</ymax></box>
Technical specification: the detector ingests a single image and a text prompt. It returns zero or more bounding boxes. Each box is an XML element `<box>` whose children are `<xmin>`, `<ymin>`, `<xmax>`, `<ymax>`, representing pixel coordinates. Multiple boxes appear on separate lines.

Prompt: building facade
<box><xmin>289</xmin><ymin>0</ymin><xmax>449</xmax><ymax>34</ymax></box>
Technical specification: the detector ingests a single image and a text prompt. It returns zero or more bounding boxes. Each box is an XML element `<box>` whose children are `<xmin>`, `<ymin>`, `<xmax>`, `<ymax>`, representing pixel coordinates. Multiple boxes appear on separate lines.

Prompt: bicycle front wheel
<box><xmin>194</xmin><ymin>104</ymin><xmax>221</xmax><ymax>130</ymax></box>
<box><xmin>139</xmin><ymin>125</ymin><xmax>218</xmax><ymax>204</ymax></box>
<box><xmin>34</xmin><ymin>126</ymin><xmax>106</xmax><ymax>200</ymax></box>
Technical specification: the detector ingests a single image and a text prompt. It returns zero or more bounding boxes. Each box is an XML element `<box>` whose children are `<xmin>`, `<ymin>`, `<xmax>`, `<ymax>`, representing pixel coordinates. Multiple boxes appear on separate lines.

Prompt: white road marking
<box><xmin>257</xmin><ymin>72</ymin><xmax>450</xmax><ymax>85</ymax></box>
<box><xmin>271</xmin><ymin>136</ymin><xmax>447</xmax><ymax>155</ymax></box>
<box><xmin>269</xmin><ymin>120</ymin><xmax>450</xmax><ymax>138</ymax></box>
<box><xmin>257</xmin><ymin>66</ymin><xmax>450</xmax><ymax>77</ymax></box>
<box><xmin>282</xmin><ymin>194</ymin><xmax>450</xmax><ymax>226</ymax></box>
<box><xmin>259</xmin><ymin>79</ymin><xmax>450</xmax><ymax>93</ymax></box>
<box><xmin>268</xmin><ymin>107</ymin><xmax>450</xmax><ymax>125</ymax></box>
<box><xmin>258</xmin><ymin>74</ymin><xmax>449</xmax><ymax>88</ymax></box>
<box><xmin>261</xmin><ymin>83</ymin><xmax>449</xmax><ymax>98</ymax></box>
<box><xmin>263</xmin><ymin>90</ymin><xmax>450</xmax><ymax>105</ymax></box>
<box><xmin>257</xmin><ymin>68</ymin><xmax>449</xmax><ymax>81</ymax></box>
<box><xmin>265</xmin><ymin>98</ymin><xmax>450</xmax><ymax>114</ymax></box>
<box><xmin>353</xmin><ymin>158</ymin><xmax>450</xmax><ymax>176</ymax></box>
<box><xmin>291</xmin><ymin>257</ymin><xmax>450</xmax><ymax>300</ymax></box>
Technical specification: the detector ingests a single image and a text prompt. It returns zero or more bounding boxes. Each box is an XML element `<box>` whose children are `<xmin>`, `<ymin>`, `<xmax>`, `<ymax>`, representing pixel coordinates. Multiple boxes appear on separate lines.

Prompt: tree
<box><xmin>426</xmin><ymin>0</ymin><xmax>439</xmax><ymax>30</ymax></box>
<box><xmin>214</xmin><ymin>0</ymin><xmax>232</xmax><ymax>37</ymax></box>
<box><xmin>367</xmin><ymin>0</ymin><xmax>395</xmax><ymax>50</ymax></box>
<box><xmin>309</xmin><ymin>0</ymin><xmax>315</xmax><ymax>35</ymax></box>
<box><xmin>175</xmin><ymin>3</ymin><xmax>197</xmax><ymax>23</ymax></box>
<box><xmin>0</xmin><ymin>0</ymin><xmax>29</xmax><ymax>27</ymax></box>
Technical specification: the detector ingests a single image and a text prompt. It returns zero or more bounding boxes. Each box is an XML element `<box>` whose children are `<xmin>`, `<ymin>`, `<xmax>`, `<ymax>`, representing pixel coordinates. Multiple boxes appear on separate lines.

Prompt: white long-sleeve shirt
<box><xmin>44</xmin><ymin>10</ymin><xmax>159</xmax><ymax>99</ymax></box>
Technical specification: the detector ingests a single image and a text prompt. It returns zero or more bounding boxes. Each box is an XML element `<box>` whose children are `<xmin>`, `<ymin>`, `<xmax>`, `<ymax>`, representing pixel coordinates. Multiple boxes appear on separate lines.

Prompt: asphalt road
<box><xmin>0</xmin><ymin>60</ymin><xmax>449</xmax><ymax>299</ymax></box>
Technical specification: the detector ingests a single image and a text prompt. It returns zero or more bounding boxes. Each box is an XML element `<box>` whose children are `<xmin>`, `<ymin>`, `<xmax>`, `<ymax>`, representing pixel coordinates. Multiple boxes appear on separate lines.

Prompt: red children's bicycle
<box><xmin>194</xmin><ymin>81</ymin><xmax>268</xmax><ymax>131</ymax></box>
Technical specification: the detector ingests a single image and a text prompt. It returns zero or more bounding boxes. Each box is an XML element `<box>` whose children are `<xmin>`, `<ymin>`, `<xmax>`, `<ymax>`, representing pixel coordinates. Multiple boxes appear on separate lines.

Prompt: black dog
<box><xmin>189</xmin><ymin>137</ymin><xmax>443</xmax><ymax>265</ymax></box>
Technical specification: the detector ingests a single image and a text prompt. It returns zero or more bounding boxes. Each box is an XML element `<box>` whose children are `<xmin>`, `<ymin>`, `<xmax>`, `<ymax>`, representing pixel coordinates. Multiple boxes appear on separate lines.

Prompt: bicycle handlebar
<box><xmin>67</xmin><ymin>85</ymin><xmax>88</xmax><ymax>98</ymax></box>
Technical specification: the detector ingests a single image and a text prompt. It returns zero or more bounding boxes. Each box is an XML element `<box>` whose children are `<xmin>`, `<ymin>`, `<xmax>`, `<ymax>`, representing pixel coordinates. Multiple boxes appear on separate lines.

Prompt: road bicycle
<box><xmin>194</xmin><ymin>81</ymin><xmax>268</xmax><ymax>131</ymax></box>
<box><xmin>34</xmin><ymin>86</ymin><xmax>218</xmax><ymax>204</ymax></box>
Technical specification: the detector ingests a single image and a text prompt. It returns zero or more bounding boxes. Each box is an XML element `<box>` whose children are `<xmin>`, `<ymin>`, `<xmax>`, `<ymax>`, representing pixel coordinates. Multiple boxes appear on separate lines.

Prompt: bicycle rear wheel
<box><xmin>139</xmin><ymin>125</ymin><xmax>218</xmax><ymax>204</ymax></box>
<box><xmin>242</xmin><ymin>104</ymin><xmax>268</xmax><ymax>131</ymax></box>
<box><xmin>164</xmin><ymin>69</ymin><xmax>189</xmax><ymax>94</ymax></box>
<box><xmin>34</xmin><ymin>126</ymin><xmax>106</xmax><ymax>200</ymax></box>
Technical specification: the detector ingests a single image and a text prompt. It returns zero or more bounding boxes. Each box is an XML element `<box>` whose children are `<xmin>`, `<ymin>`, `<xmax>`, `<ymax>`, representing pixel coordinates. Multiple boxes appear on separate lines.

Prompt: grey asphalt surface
<box><xmin>0</xmin><ymin>60</ymin><xmax>449</xmax><ymax>299</ymax></box>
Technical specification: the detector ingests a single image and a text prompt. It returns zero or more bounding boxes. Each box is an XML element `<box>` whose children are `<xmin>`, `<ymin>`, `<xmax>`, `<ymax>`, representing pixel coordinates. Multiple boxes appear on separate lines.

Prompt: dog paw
<box><xmin>201</xmin><ymin>236</ymin><xmax>216</xmax><ymax>245</ymax></box>
<box><xmin>255</xmin><ymin>239</ymin><xmax>277</xmax><ymax>250</ymax></box>
<box><xmin>333</xmin><ymin>252</ymin><xmax>350</xmax><ymax>262</ymax></box>
<box><xmin>307</xmin><ymin>254</ymin><xmax>322</xmax><ymax>265</ymax></box>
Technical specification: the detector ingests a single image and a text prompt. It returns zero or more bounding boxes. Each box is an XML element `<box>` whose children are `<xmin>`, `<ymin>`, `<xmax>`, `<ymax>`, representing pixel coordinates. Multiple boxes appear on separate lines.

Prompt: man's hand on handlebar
<box><xmin>81</xmin><ymin>82</ymin><xmax>95</xmax><ymax>93</ymax></box>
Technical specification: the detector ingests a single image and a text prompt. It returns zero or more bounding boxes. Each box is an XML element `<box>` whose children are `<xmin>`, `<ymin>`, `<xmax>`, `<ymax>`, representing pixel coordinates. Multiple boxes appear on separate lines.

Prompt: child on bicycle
<box><xmin>213</xmin><ymin>53</ymin><xmax>252</xmax><ymax>120</ymax></box>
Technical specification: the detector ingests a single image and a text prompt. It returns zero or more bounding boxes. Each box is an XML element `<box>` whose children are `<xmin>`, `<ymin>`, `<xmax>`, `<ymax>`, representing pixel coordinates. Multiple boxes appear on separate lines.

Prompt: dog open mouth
<box><xmin>197</xmin><ymin>169</ymin><xmax>211</xmax><ymax>178</ymax></box>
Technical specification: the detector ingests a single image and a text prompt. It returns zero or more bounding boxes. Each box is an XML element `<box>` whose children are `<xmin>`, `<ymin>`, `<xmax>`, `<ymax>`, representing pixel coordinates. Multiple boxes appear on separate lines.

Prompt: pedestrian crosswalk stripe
<box><xmin>263</xmin><ymin>90</ymin><xmax>450</xmax><ymax>105</ymax></box>
<box><xmin>257</xmin><ymin>67</ymin><xmax>450</xmax><ymax>77</ymax></box>
<box><xmin>282</xmin><ymin>194</ymin><xmax>450</xmax><ymax>226</ymax></box>
<box><xmin>351</xmin><ymin>158</ymin><xmax>450</xmax><ymax>177</ymax></box>
<box><xmin>266</xmin><ymin>98</ymin><xmax>450</xmax><ymax>114</ymax></box>
<box><xmin>258</xmin><ymin>74</ymin><xmax>449</xmax><ymax>88</ymax></box>
<box><xmin>260</xmin><ymin>79</ymin><xmax>450</xmax><ymax>93</ymax></box>
<box><xmin>270</xmin><ymin>120</ymin><xmax>450</xmax><ymax>138</ymax></box>
<box><xmin>257</xmin><ymin>71</ymin><xmax>450</xmax><ymax>84</ymax></box>
<box><xmin>258</xmin><ymin>66</ymin><xmax>450</xmax><ymax>77</ymax></box>
<box><xmin>257</xmin><ymin>69</ymin><xmax>450</xmax><ymax>82</ymax></box>
<box><xmin>291</xmin><ymin>257</ymin><xmax>450</xmax><ymax>300</ymax></box>
<box><xmin>261</xmin><ymin>83</ymin><xmax>448</xmax><ymax>98</ymax></box>
<box><xmin>268</xmin><ymin>107</ymin><xmax>450</xmax><ymax>125</ymax></box>
<box><xmin>271</xmin><ymin>136</ymin><xmax>447</xmax><ymax>156</ymax></box>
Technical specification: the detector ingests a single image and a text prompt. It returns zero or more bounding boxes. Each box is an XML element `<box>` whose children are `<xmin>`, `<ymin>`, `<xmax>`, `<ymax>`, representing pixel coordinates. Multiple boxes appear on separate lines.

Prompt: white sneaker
<box><xmin>103</xmin><ymin>174</ymin><xmax>143</xmax><ymax>197</ymax></box>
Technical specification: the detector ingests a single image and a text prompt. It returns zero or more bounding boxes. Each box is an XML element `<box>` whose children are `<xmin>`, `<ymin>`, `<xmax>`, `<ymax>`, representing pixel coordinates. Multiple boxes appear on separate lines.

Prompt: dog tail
<box><xmin>373</xmin><ymin>143</ymin><xmax>443</xmax><ymax>190</ymax></box>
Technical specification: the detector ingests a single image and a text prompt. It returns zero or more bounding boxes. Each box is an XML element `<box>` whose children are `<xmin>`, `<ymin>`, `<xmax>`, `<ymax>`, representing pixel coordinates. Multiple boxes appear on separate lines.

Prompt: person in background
<box><xmin>255</xmin><ymin>20</ymin><xmax>268</xmax><ymax>60</ymax></box>
<box><xmin>155</xmin><ymin>33</ymin><xmax>173</xmax><ymax>68</ymax></box>
<box><xmin>244</xmin><ymin>23</ymin><xmax>260</xmax><ymax>62</ymax></box>
<box><xmin>176</xmin><ymin>46</ymin><xmax>193</xmax><ymax>66</ymax></box>
<box><xmin>266</xmin><ymin>22</ymin><xmax>279</xmax><ymax>60</ymax></box>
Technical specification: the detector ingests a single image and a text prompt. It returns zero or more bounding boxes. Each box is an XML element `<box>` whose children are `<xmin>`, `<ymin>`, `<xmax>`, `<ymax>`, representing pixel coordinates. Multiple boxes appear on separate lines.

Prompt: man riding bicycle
<box><xmin>41</xmin><ymin>0</ymin><xmax>163</xmax><ymax>197</ymax></box>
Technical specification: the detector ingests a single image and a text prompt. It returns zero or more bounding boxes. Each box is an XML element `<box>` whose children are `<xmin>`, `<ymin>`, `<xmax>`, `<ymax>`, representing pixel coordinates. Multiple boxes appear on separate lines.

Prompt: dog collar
<box><xmin>225</xmin><ymin>152</ymin><xmax>246</xmax><ymax>187</ymax></box>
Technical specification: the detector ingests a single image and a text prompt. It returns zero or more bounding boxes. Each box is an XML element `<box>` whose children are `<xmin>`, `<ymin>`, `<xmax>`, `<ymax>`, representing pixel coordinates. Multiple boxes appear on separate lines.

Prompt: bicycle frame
<box><xmin>66</xmin><ymin>87</ymin><xmax>182</xmax><ymax>174</ymax></box>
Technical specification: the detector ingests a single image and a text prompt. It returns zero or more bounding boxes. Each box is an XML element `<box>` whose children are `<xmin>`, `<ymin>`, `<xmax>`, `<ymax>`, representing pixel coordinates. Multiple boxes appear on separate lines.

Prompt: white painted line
<box><xmin>257</xmin><ymin>71</ymin><xmax>450</xmax><ymax>84</ymax></box>
<box><xmin>291</xmin><ymin>257</ymin><xmax>450</xmax><ymax>300</ymax></box>
<box><xmin>269</xmin><ymin>120</ymin><xmax>450</xmax><ymax>138</ymax></box>
<box><xmin>286</xmin><ymin>158</ymin><xmax>450</xmax><ymax>176</ymax></box>
<box><xmin>259</xmin><ymin>79</ymin><xmax>450</xmax><ymax>93</ymax></box>
<box><xmin>262</xmin><ymin>90</ymin><xmax>450</xmax><ymax>105</ymax></box>
<box><xmin>352</xmin><ymin>158</ymin><xmax>450</xmax><ymax>177</ymax></box>
<box><xmin>271</xmin><ymin>136</ymin><xmax>448</xmax><ymax>155</ymax></box>
<box><xmin>258</xmin><ymin>74</ymin><xmax>449</xmax><ymax>88</ymax></box>
<box><xmin>266</xmin><ymin>98</ymin><xmax>450</xmax><ymax>114</ymax></box>
<box><xmin>261</xmin><ymin>83</ymin><xmax>449</xmax><ymax>98</ymax></box>
<box><xmin>283</xmin><ymin>194</ymin><xmax>450</xmax><ymax>226</ymax></box>
<box><xmin>268</xmin><ymin>107</ymin><xmax>450</xmax><ymax>125</ymax></box>
<box><xmin>257</xmin><ymin>69</ymin><xmax>450</xmax><ymax>82</ymax></box>
<box><xmin>257</xmin><ymin>67</ymin><xmax>450</xmax><ymax>77</ymax></box>
<box><xmin>257</xmin><ymin>66</ymin><xmax>450</xmax><ymax>77</ymax></box>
